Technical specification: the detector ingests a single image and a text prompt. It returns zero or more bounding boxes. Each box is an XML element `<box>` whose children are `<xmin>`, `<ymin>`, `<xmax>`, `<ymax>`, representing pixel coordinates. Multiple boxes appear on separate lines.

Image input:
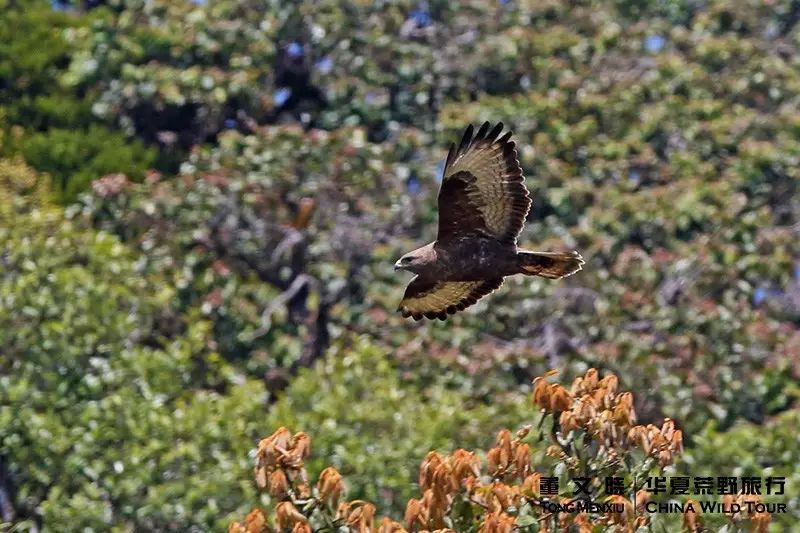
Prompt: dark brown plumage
<box><xmin>395</xmin><ymin>122</ymin><xmax>584</xmax><ymax>320</ymax></box>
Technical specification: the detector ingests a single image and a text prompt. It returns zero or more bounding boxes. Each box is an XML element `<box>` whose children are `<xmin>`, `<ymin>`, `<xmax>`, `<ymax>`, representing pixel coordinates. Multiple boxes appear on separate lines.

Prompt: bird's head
<box><xmin>394</xmin><ymin>253</ymin><xmax>420</xmax><ymax>273</ymax></box>
<box><xmin>395</xmin><ymin>243</ymin><xmax>436</xmax><ymax>274</ymax></box>
<box><xmin>394</xmin><ymin>246</ymin><xmax>433</xmax><ymax>274</ymax></box>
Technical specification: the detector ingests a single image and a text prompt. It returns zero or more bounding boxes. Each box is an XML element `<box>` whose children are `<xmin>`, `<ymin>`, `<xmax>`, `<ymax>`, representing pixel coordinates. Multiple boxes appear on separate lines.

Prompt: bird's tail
<box><xmin>517</xmin><ymin>250</ymin><xmax>584</xmax><ymax>279</ymax></box>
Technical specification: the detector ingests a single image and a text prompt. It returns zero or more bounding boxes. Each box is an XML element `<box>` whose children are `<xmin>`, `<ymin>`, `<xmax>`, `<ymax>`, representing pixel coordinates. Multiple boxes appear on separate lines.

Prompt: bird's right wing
<box><xmin>397</xmin><ymin>276</ymin><xmax>503</xmax><ymax>320</ymax></box>
<box><xmin>436</xmin><ymin>122</ymin><xmax>531</xmax><ymax>246</ymax></box>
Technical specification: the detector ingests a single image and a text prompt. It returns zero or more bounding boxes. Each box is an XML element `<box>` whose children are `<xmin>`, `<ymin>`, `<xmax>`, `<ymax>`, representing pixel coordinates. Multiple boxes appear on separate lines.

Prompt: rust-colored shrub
<box><xmin>230</xmin><ymin>369</ymin><xmax>770</xmax><ymax>532</ymax></box>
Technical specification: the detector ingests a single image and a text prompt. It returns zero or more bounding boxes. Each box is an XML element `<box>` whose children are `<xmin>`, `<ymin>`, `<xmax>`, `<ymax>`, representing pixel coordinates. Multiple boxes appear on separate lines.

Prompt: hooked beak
<box><xmin>394</xmin><ymin>259</ymin><xmax>403</xmax><ymax>271</ymax></box>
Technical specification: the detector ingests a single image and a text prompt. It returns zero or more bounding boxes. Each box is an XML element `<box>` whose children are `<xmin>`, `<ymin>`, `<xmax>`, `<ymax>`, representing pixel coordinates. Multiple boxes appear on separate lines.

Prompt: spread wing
<box><xmin>397</xmin><ymin>276</ymin><xmax>504</xmax><ymax>321</ymax></box>
<box><xmin>437</xmin><ymin>122</ymin><xmax>531</xmax><ymax>246</ymax></box>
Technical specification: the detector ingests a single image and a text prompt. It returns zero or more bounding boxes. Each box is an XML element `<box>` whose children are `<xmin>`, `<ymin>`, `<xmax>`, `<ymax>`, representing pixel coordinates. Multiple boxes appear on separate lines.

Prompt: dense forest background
<box><xmin>1</xmin><ymin>0</ymin><xmax>799</xmax><ymax>531</ymax></box>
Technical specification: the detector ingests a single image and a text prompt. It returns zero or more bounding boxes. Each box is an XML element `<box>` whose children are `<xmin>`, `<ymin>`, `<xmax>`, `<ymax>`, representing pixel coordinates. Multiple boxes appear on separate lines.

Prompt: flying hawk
<box><xmin>395</xmin><ymin>122</ymin><xmax>583</xmax><ymax>320</ymax></box>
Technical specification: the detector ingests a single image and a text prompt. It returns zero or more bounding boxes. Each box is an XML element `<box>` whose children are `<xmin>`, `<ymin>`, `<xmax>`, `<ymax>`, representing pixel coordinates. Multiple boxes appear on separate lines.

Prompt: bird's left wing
<box><xmin>397</xmin><ymin>276</ymin><xmax>504</xmax><ymax>320</ymax></box>
<box><xmin>436</xmin><ymin>122</ymin><xmax>531</xmax><ymax>246</ymax></box>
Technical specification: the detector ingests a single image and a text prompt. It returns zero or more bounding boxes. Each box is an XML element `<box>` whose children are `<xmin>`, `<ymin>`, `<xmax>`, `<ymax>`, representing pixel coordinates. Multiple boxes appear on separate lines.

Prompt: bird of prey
<box><xmin>395</xmin><ymin>122</ymin><xmax>583</xmax><ymax>320</ymax></box>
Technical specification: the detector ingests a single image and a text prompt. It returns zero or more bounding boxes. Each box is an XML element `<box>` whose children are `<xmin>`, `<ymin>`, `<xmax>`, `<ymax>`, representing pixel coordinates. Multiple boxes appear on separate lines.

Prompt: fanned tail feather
<box><xmin>517</xmin><ymin>250</ymin><xmax>584</xmax><ymax>279</ymax></box>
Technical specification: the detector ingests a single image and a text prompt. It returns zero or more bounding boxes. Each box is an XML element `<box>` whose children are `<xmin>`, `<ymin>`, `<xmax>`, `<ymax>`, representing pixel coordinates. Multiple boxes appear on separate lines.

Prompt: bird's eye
<box><xmin>402</xmin><ymin>257</ymin><xmax>413</xmax><ymax>263</ymax></box>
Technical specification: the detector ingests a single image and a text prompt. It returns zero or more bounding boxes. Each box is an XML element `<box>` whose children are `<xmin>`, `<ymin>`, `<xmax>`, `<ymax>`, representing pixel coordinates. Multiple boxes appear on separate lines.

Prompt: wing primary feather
<box><xmin>444</xmin><ymin>143</ymin><xmax>455</xmax><ymax>170</ymax></box>
<box><xmin>497</xmin><ymin>131</ymin><xmax>513</xmax><ymax>145</ymax></box>
<box><xmin>488</xmin><ymin>122</ymin><xmax>504</xmax><ymax>143</ymax></box>
<box><xmin>475</xmin><ymin>121</ymin><xmax>490</xmax><ymax>143</ymax></box>
<box><xmin>458</xmin><ymin>124</ymin><xmax>474</xmax><ymax>154</ymax></box>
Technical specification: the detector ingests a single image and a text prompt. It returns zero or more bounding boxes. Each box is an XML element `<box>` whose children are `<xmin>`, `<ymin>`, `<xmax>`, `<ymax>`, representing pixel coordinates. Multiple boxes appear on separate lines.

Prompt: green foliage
<box><xmin>61</xmin><ymin>0</ymin><xmax>281</xmax><ymax>146</ymax></box>
<box><xmin>0</xmin><ymin>0</ymin><xmax>81</xmax><ymax>106</ymax></box>
<box><xmin>4</xmin><ymin>125</ymin><xmax>156</xmax><ymax>202</ymax></box>
<box><xmin>266</xmin><ymin>337</ymin><xmax>532</xmax><ymax>512</ymax></box>
<box><xmin>0</xmin><ymin>193</ymin><xmax>266</xmax><ymax>530</ymax></box>
<box><xmin>0</xmin><ymin>0</ymin><xmax>157</xmax><ymax>202</ymax></box>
